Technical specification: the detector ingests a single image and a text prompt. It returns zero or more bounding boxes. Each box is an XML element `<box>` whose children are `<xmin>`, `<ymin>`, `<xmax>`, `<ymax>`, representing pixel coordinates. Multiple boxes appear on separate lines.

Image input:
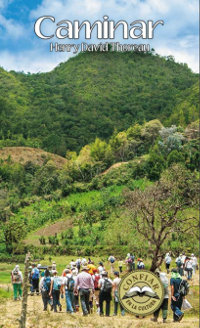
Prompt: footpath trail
<box><xmin>0</xmin><ymin>274</ymin><xmax>199</xmax><ymax>328</ymax></box>
<box><xmin>0</xmin><ymin>288</ymin><xmax>199</xmax><ymax>328</ymax></box>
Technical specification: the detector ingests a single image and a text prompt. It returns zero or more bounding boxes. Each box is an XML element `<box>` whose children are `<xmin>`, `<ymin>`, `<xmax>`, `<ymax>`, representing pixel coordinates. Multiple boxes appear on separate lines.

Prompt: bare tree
<box><xmin>124</xmin><ymin>164</ymin><xmax>199</xmax><ymax>272</ymax></box>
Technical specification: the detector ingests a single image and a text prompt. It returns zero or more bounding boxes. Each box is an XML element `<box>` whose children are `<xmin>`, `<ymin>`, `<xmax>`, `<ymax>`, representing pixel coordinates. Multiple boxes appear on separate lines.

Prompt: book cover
<box><xmin>0</xmin><ymin>0</ymin><xmax>199</xmax><ymax>327</ymax></box>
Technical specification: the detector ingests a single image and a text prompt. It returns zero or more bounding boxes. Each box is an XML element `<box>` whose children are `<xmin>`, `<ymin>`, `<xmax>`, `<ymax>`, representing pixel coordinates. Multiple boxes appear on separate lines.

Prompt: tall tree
<box><xmin>124</xmin><ymin>164</ymin><xmax>199</xmax><ymax>271</ymax></box>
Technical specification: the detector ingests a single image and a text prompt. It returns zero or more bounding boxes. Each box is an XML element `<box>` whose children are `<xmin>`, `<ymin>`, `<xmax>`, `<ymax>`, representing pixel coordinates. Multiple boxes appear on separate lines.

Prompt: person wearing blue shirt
<box><xmin>170</xmin><ymin>269</ymin><xmax>184</xmax><ymax>322</ymax></box>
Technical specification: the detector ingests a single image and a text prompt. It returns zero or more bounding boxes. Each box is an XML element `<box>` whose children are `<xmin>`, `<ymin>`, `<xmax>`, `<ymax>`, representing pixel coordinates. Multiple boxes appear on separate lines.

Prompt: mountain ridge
<box><xmin>0</xmin><ymin>51</ymin><xmax>199</xmax><ymax>155</ymax></box>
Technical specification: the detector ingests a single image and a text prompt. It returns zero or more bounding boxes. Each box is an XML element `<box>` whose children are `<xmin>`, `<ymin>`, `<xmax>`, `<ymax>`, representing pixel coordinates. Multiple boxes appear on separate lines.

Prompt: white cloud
<box><xmin>0</xmin><ymin>0</ymin><xmax>198</xmax><ymax>72</ymax></box>
<box><xmin>0</xmin><ymin>0</ymin><xmax>25</xmax><ymax>40</ymax></box>
<box><xmin>0</xmin><ymin>14</ymin><xmax>26</xmax><ymax>39</ymax></box>
<box><xmin>157</xmin><ymin>46</ymin><xmax>199</xmax><ymax>73</ymax></box>
<box><xmin>0</xmin><ymin>0</ymin><xmax>12</xmax><ymax>10</ymax></box>
<box><xmin>0</xmin><ymin>49</ymin><xmax>71</xmax><ymax>73</ymax></box>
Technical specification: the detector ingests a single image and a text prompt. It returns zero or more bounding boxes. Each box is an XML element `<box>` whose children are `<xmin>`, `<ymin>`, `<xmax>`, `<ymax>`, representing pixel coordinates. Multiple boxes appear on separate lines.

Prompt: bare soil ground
<box><xmin>33</xmin><ymin>219</ymin><xmax>73</xmax><ymax>237</ymax></box>
<box><xmin>0</xmin><ymin>147</ymin><xmax>68</xmax><ymax>168</ymax></box>
<box><xmin>0</xmin><ymin>273</ymin><xmax>199</xmax><ymax>328</ymax></box>
<box><xmin>0</xmin><ymin>295</ymin><xmax>199</xmax><ymax>328</ymax></box>
<box><xmin>23</xmin><ymin>219</ymin><xmax>73</xmax><ymax>246</ymax></box>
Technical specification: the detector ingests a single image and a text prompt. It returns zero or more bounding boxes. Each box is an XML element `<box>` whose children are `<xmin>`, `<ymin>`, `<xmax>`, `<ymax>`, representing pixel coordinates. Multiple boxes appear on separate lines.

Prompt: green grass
<box><xmin>0</xmin><ymin>288</ymin><xmax>12</xmax><ymax>299</ymax></box>
<box><xmin>65</xmin><ymin>185</ymin><xmax>125</xmax><ymax>207</ymax></box>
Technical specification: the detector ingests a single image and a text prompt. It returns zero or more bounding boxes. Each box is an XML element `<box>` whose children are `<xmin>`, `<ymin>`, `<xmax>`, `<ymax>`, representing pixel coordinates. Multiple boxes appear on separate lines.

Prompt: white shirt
<box><xmin>70</xmin><ymin>261</ymin><xmax>76</xmax><ymax>269</ymax></box>
<box><xmin>185</xmin><ymin>260</ymin><xmax>193</xmax><ymax>269</ymax></box>
<box><xmin>181</xmin><ymin>255</ymin><xmax>186</xmax><ymax>264</ymax></box>
<box><xmin>98</xmin><ymin>266</ymin><xmax>104</xmax><ymax>277</ymax></box>
<box><xmin>99</xmin><ymin>278</ymin><xmax>113</xmax><ymax>291</ymax></box>
<box><xmin>160</xmin><ymin>273</ymin><xmax>169</xmax><ymax>299</ymax></box>
<box><xmin>165</xmin><ymin>256</ymin><xmax>172</xmax><ymax>264</ymax></box>
<box><xmin>191</xmin><ymin>256</ymin><xmax>198</xmax><ymax>265</ymax></box>
<box><xmin>62</xmin><ymin>274</ymin><xmax>73</xmax><ymax>290</ymax></box>
<box><xmin>113</xmin><ymin>277</ymin><xmax>121</xmax><ymax>292</ymax></box>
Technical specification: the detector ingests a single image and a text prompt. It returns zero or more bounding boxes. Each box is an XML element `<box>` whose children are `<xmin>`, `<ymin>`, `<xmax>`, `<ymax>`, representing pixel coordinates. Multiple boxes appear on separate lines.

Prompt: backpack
<box><xmin>53</xmin><ymin>277</ymin><xmax>62</xmax><ymax>291</ymax></box>
<box><xmin>13</xmin><ymin>271</ymin><xmax>21</xmax><ymax>282</ymax></box>
<box><xmin>102</xmin><ymin>278</ymin><xmax>112</xmax><ymax>292</ymax></box>
<box><xmin>94</xmin><ymin>275</ymin><xmax>100</xmax><ymax>290</ymax></box>
<box><xmin>110</xmin><ymin>257</ymin><xmax>115</xmax><ymax>263</ymax></box>
<box><xmin>32</xmin><ymin>268</ymin><xmax>40</xmax><ymax>279</ymax></box>
<box><xmin>67</xmin><ymin>275</ymin><xmax>75</xmax><ymax>291</ymax></box>
<box><xmin>43</xmin><ymin>276</ymin><xmax>51</xmax><ymax>291</ymax></box>
<box><xmin>176</xmin><ymin>259</ymin><xmax>182</xmax><ymax>268</ymax></box>
<box><xmin>128</xmin><ymin>257</ymin><xmax>132</xmax><ymax>263</ymax></box>
<box><xmin>179</xmin><ymin>279</ymin><xmax>189</xmax><ymax>296</ymax></box>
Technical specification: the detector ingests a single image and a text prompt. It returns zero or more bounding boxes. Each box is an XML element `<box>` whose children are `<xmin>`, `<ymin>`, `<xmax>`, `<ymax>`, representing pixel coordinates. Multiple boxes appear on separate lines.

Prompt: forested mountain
<box><xmin>0</xmin><ymin>51</ymin><xmax>199</xmax><ymax>260</ymax></box>
<box><xmin>0</xmin><ymin>51</ymin><xmax>199</xmax><ymax>156</ymax></box>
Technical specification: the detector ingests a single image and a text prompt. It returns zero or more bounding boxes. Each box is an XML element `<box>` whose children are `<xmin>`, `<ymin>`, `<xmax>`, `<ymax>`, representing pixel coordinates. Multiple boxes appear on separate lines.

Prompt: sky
<box><xmin>0</xmin><ymin>0</ymin><xmax>199</xmax><ymax>73</ymax></box>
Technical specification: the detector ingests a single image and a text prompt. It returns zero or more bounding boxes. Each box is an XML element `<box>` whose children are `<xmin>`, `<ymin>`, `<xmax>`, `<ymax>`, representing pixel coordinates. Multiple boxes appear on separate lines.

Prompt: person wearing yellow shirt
<box><xmin>118</xmin><ymin>259</ymin><xmax>125</xmax><ymax>273</ymax></box>
<box><xmin>87</xmin><ymin>261</ymin><xmax>97</xmax><ymax>276</ymax></box>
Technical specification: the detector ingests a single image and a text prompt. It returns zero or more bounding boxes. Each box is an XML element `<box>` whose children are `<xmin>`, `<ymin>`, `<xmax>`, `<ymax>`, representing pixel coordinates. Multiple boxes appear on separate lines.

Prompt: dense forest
<box><xmin>0</xmin><ymin>50</ymin><xmax>199</xmax><ymax>264</ymax></box>
<box><xmin>0</xmin><ymin>51</ymin><xmax>199</xmax><ymax>155</ymax></box>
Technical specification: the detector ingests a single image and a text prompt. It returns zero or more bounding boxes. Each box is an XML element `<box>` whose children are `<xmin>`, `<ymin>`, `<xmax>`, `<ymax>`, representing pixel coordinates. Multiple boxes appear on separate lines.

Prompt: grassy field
<box><xmin>0</xmin><ymin>256</ymin><xmax>199</xmax><ymax>328</ymax></box>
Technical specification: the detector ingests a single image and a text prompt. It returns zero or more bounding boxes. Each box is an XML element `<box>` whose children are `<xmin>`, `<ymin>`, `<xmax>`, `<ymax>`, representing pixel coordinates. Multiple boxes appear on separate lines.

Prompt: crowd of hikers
<box><xmin>11</xmin><ymin>251</ymin><xmax>198</xmax><ymax>322</ymax></box>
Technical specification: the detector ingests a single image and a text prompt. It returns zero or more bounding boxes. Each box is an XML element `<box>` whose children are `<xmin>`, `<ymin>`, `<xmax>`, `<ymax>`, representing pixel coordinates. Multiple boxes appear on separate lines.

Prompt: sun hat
<box><xmin>101</xmin><ymin>271</ymin><xmax>108</xmax><ymax>276</ymax></box>
<box><xmin>81</xmin><ymin>266</ymin><xmax>89</xmax><ymax>271</ymax></box>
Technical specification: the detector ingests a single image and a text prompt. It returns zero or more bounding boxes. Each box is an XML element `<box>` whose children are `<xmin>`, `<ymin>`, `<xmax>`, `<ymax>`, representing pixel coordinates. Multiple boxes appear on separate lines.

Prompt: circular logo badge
<box><xmin>119</xmin><ymin>270</ymin><xmax>164</xmax><ymax>316</ymax></box>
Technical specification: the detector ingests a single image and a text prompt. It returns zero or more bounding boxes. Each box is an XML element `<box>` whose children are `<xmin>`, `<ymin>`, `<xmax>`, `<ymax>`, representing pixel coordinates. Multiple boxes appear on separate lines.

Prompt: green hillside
<box><xmin>0</xmin><ymin>51</ymin><xmax>199</xmax><ymax>268</ymax></box>
<box><xmin>0</xmin><ymin>51</ymin><xmax>199</xmax><ymax>155</ymax></box>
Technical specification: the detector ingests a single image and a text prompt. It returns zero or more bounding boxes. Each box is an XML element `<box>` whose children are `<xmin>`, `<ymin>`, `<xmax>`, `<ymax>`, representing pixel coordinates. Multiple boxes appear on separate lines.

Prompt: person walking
<box><xmin>191</xmin><ymin>254</ymin><xmax>198</xmax><ymax>275</ymax></box>
<box><xmin>112</xmin><ymin>271</ymin><xmax>125</xmax><ymax>316</ymax></box>
<box><xmin>39</xmin><ymin>269</ymin><xmax>53</xmax><ymax>311</ymax></box>
<box><xmin>31</xmin><ymin>263</ymin><xmax>40</xmax><ymax>295</ymax></box>
<box><xmin>76</xmin><ymin>258</ymin><xmax>81</xmax><ymax>272</ymax></box>
<box><xmin>74</xmin><ymin>266</ymin><xmax>94</xmax><ymax>316</ymax></box>
<box><xmin>118</xmin><ymin>259</ymin><xmax>124</xmax><ymax>273</ymax></box>
<box><xmin>130</xmin><ymin>253</ymin><xmax>135</xmax><ymax>271</ymax></box>
<box><xmin>125</xmin><ymin>253</ymin><xmax>131</xmax><ymax>271</ymax></box>
<box><xmin>151</xmin><ymin>269</ymin><xmax>169</xmax><ymax>323</ymax></box>
<box><xmin>87</xmin><ymin>261</ymin><xmax>96</xmax><ymax>276</ymax></box>
<box><xmin>93</xmin><ymin>271</ymin><xmax>101</xmax><ymax>313</ymax></box>
<box><xmin>185</xmin><ymin>257</ymin><xmax>193</xmax><ymax>280</ymax></box>
<box><xmin>98</xmin><ymin>262</ymin><xmax>105</xmax><ymax>277</ymax></box>
<box><xmin>175</xmin><ymin>254</ymin><xmax>183</xmax><ymax>276</ymax></box>
<box><xmin>108</xmin><ymin>255</ymin><xmax>115</xmax><ymax>275</ymax></box>
<box><xmin>71</xmin><ymin>268</ymin><xmax>79</xmax><ymax>312</ymax></box>
<box><xmin>49</xmin><ymin>270</ymin><xmax>62</xmax><ymax>312</ymax></box>
<box><xmin>11</xmin><ymin>265</ymin><xmax>23</xmax><ymax>301</ymax></box>
<box><xmin>164</xmin><ymin>252</ymin><xmax>172</xmax><ymax>274</ymax></box>
<box><xmin>98</xmin><ymin>271</ymin><xmax>113</xmax><ymax>317</ymax></box>
<box><xmin>181</xmin><ymin>252</ymin><xmax>187</xmax><ymax>276</ymax></box>
<box><xmin>61</xmin><ymin>269</ymin><xmax>75</xmax><ymax>314</ymax></box>
<box><xmin>170</xmin><ymin>269</ymin><xmax>184</xmax><ymax>322</ymax></box>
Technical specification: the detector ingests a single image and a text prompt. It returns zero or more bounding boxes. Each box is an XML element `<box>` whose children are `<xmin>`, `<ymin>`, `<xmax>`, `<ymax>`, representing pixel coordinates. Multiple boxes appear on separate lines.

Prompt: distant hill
<box><xmin>0</xmin><ymin>51</ymin><xmax>199</xmax><ymax>155</ymax></box>
<box><xmin>0</xmin><ymin>147</ymin><xmax>68</xmax><ymax>168</ymax></box>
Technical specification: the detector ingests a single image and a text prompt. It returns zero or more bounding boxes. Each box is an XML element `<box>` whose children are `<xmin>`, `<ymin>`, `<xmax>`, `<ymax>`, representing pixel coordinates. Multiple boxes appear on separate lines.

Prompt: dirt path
<box><xmin>0</xmin><ymin>289</ymin><xmax>199</xmax><ymax>328</ymax></box>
